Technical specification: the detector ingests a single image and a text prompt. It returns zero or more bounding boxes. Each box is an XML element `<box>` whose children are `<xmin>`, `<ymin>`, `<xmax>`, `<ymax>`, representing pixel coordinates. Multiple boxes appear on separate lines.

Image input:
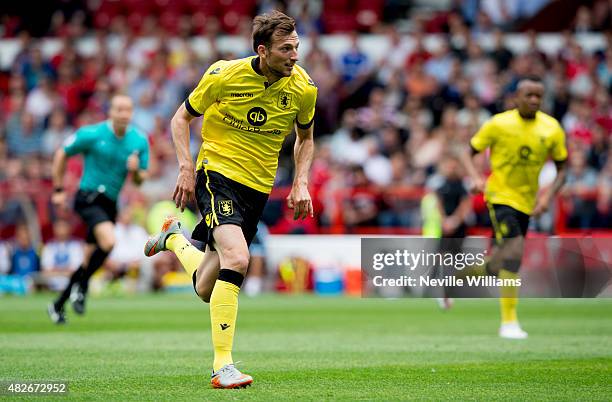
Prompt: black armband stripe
<box><xmin>185</xmin><ymin>99</ymin><xmax>203</xmax><ymax>117</ymax></box>
<box><xmin>296</xmin><ymin>116</ymin><xmax>314</xmax><ymax>129</ymax></box>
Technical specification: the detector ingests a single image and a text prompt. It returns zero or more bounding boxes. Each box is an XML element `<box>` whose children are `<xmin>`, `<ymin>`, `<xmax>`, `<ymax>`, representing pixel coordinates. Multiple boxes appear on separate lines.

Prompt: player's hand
<box><xmin>442</xmin><ymin>216</ymin><xmax>459</xmax><ymax>235</ymax></box>
<box><xmin>287</xmin><ymin>183</ymin><xmax>313</xmax><ymax>220</ymax></box>
<box><xmin>127</xmin><ymin>151</ymin><xmax>140</xmax><ymax>172</ymax></box>
<box><xmin>173</xmin><ymin>168</ymin><xmax>196</xmax><ymax>212</ymax></box>
<box><xmin>51</xmin><ymin>190</ymin><xmax>67</xmax><ymax>210</ymax></box>
<box><xmin>532</xmin><ymin>194</ymin><xmax>550</xmax><ymax>217</ymax></box>
<box><xmin>470</xmin><ymin>177</ymin><xmax>485</xmax><ymax>194</ymax></box>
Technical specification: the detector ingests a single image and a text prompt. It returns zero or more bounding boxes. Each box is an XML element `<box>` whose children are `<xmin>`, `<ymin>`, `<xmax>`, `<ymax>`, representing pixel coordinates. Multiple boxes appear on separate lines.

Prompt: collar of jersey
<box><xmin>251</xmin><ymin>57</ymin><xmax>265</xmax><ymax>76</ymax></box>
<box><xmin>251</xmin><ymin>56</ymin><xmax>290</xmax><ymax>89</ymax></box>
<box><xmin>106</xmin><ymin>120</ymin><xmax>128</xmax><ymax>139</ymax></box>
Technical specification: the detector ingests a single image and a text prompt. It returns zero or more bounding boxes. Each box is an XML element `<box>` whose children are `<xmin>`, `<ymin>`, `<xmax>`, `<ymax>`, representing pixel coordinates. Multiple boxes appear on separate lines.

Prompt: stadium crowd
<box><xmin>0</xmin><ymin>0</ymin><xmax>611</xmax><ymax>291</ymax></box>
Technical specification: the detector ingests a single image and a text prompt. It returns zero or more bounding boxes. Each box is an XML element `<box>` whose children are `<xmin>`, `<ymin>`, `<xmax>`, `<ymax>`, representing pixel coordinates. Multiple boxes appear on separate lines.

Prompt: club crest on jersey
<box><xmin>218</xmin><ymin>200</ymin><xmax>234</xmax><ymax>217</ymax></box>
<box><xmin>519</xmin><ymin>146</ymin><xmax>532</xmax><ymax>160</ymax></box>
<box><xmin>277</xmin><ymin>91</ymin><xmax>293</xmax><ymax>110</ymax></box>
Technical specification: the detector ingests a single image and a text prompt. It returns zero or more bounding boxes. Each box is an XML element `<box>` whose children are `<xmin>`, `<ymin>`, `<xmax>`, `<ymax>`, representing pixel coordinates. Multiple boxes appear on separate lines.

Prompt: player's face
<box><xmin>516</xmin><ymin>81</ymin><xmax>544</xmax><ymax>118</ymax></box>
<box><xmin>109</xmin><ymin>95</ymin><xmax>134</xmax><ymax>130</ymax></box>
<box><xmin>263</xmin><ymin>31</ymin><xmax>299</xmax><ymax>78</ymax></box>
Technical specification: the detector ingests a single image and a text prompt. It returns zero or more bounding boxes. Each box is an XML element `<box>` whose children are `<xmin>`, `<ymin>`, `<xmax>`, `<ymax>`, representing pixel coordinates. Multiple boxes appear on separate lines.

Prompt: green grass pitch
<box><xmin>1</xmin><ymin>294</ymin><xmax>610</xmax><ymax>401</ymax></box>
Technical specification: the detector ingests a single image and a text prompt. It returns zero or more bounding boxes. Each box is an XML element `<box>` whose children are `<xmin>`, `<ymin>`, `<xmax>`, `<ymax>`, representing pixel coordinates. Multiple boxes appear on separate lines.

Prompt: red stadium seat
<box><xmin>322</xmin><ymin>13</ymin><xmax>358</xmax><ymax>33</ymax></box>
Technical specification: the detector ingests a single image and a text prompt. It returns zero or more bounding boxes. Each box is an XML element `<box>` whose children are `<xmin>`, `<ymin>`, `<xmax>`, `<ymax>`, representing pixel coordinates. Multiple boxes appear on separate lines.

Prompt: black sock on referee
<box><xmin>54</xmin><ymin>266</ymin><xmax>85</xmax><ymax>310</ymax></box>
<box><xmin>78</xmin><ymin>247</ymin><xmax>111</xmax><ymax>294</ymax></box>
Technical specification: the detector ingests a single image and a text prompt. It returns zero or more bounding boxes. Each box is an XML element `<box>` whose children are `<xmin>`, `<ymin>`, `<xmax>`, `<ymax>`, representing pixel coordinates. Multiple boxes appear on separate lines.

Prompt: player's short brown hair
<box><xmin>252</xmin><ymin>10</ymin><xmax>296</xmax><ymax>52</ymax></box>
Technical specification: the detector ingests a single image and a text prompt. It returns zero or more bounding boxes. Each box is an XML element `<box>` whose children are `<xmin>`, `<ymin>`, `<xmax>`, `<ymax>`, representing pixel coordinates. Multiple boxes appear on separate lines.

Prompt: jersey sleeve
<box><xmin>550</xmin><ymin>122</ymin><xmax>568</xmax><ymax>162</ymax></box>
<box><xmin>296</xmin><ymin>79</ymin><xmax>317</xmax><ymax>129</ymax></box>
<box><xmin>63</xmin><ymin>127</ymin><xmax>97</xmax><ymax>156</ymax></box>
<box><xmin>470</xmin><ymin>118</ymin><xmax>497</xmax><ymax>152</ymax></box>
<box><xmin>185</xmin><ymin>61</ymin><xmax>225</xmax><ymax>117</ymax></box>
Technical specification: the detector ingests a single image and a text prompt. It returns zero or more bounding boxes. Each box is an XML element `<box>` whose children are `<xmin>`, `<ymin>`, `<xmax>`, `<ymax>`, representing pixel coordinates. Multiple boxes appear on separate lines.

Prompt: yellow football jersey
<box><xmin>470</xmin><ymin>109</ymin><xmax>568</xmax><ymax>215</ymax></box>
<box><xmin>186</xmin><ymin>56</ymin><xmax>317</xmax><ymax>193</ymax></box>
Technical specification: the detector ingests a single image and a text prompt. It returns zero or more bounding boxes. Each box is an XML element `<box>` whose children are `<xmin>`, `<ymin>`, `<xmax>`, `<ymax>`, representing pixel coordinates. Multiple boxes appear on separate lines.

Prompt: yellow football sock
<box><xmin>210</xmin><ymin>274</ymin><xmax>241</xmax><ymax>372</ymax></box>
<box><xmin>499</xmin><ymin>268</ymin><xmax>519</xmax><ymax>324</ymax></box>
<box><xmin>166</xmin><ymin>234</ymin><xmax>203</xmax><ymax>277</ymax></box>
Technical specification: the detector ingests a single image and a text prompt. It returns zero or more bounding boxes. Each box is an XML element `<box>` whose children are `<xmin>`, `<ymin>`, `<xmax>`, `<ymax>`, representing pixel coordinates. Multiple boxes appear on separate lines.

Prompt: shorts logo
<box><xmin>277</xmin><ymin>91</ymin><xmax>292</xmax><ymax>110</ymax></box>
<box><xmin>209</xmin><ymin>67</ymin><xmax>221</xmax><ymax>75</ymax></box>
<box><xmin>218</xmin><ymin>200</ymin><xmax>234</xmax><ymax>217</ymax></box>
<box><xmin>247</xmin><ymin>107</ymin><xmax>267</xmax><ymax>126</ymax></box>
<box><xmin>205</xmin><ymin>212</ymin><xmax>213</xmax><ymax>227</ymax></box>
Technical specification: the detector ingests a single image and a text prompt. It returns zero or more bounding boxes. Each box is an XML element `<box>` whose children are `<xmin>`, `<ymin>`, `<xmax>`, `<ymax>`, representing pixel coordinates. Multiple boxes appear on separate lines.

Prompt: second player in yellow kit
<box><xmin>463</xmin><ymin>77</ymin><xmax>568</xmax><ymax>339</ymax></box>
<box><xmin>470</xmin><ymin>108</ymin><xmax>567</xmax><ymax>215</ymax></box>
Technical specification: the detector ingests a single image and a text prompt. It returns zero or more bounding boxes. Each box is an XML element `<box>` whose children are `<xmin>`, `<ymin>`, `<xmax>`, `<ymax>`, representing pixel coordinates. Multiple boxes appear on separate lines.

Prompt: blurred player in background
<box><xmin>462</xmin><ymin>77</ymin><xmax>568</xmax><ymax>339</ymax></box>
<box><xmin>144</xmin><ymin>11</ymin><xmax>316</xmax><ymax>388</ymax></box>
<box><xmin>422</xmin><ymin>155</ymin><xmax>471</xmax><ymax>309</ymax></box>
<box><xmin>48</xmin><ymin>94</ymin><xmax>149</xmax><ymax>324</ymax></box>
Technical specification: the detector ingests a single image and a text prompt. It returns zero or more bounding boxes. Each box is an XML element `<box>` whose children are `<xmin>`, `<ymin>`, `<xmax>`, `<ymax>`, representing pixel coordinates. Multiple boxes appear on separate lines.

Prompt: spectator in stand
<box><xmin>20</xmin><ymin>46</ymin><xmax>56</xmax><ymax>91</ymax></box>
<box><xmin>343</xmin><ymin>165</ymin><xmax>381</xmax><ymax>228</ymax></box>
<box><xmin>9</xmin><ymin>223</ymin><xmax>40</xmax><ymax>278</ymax></box>
<box><xmin>562</xmin><ymin>150</ymin><xmax>600</xmax><ymax>228</ymax></box>
<box><xmin>597</xmin><ymin>155</ymin><xmax>612</xmax><ymax>227</ymax></box>
<box><xmin>105</xmin><ymin>207</ymin><xmax>150</xmax><ymax>286</ymax></box>
<box><xmin>337</xmin><ymin>31</ymin><xmax>374</xmax><ymax>109</ymax></box>
<box><xmin>40</xmin><ymin>219</ymin><xmax>83</xmax><ymax>291</ymax></box>
<box><xmin>424</xmin><ymin>39</ymin><xmax>456</xmax><ymax>85</ymax></box>
<box><xmin>304</xmin><ymin>33</ymin><xmax>340</xmax><ymax>134</ymax></box>
<box><xmin>25</xmin><ymin>76</ymin><xmax>59</xmax><ymax>122</ymax></box>
<box><xmin>42</xmin><ymin>108</ymin><xmax>73</xmax><ymax>157</ymax></box>
<box><xmin>404</xmin><ymin>59</ymin><xmax>438</xmax><ymax>100</ymax></box>
<box><xmin>489</xmin><ymin>30</ymin><xmax>514</xmax><ymax>71</ymax></box>
<box><xmin>457</xmin><ymin>92</ymin><xmax>491</xmax><ymax>128</ymax></box>
<box><xmin>132</xmin><ymin>90</ymin><xmax>160</xmax><ymax>135</ymax></box>
<box><xmin>588</xmin><ymin>125</ymin><xmax>609</xmax><ymax>171</ymax></box>
<box><xmin>5</xmin><ymin>111</ymin><xmax>44</xmax><ymax>157</ymax></box>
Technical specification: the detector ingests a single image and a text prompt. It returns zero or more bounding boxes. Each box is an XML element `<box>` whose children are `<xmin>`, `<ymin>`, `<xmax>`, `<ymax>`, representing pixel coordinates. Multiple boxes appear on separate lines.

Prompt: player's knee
<box><xmin>502</xmin><ymin>258</ymin><xmax>521</xmax><ymax>273</ymax></box>
<box><xmin>222</xmin><ymin>250</ymin><xmax>250</xmax><ymax>274</ymax></box>
<box><xmin>98</xmin><ymin>237</ymin><xmax>115</xmax><ymax>253</ymax></box>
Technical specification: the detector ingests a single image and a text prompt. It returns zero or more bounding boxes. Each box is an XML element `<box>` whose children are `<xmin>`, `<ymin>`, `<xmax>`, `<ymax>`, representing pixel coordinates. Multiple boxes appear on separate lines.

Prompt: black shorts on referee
<box><xmin>192</xmin><ymin>169</ymin><xmax>268</xmax><ymax>250</ymax></box>
<box><xmin>487</xmin><ymin>203</ymin><xmax>530</xmax><ymax>246</ymax></box>
<box><xmin>74</xmin><ymin>190</ymin><xmax>118</xmax><ymax>244</ymax></box>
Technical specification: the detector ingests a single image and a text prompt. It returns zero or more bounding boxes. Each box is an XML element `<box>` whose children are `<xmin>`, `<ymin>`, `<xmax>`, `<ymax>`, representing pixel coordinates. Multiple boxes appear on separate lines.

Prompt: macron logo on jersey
<box><xmin>231</xmin><ymin>92</ymin><xmax>254</xmax><ymax>98</ymax></box>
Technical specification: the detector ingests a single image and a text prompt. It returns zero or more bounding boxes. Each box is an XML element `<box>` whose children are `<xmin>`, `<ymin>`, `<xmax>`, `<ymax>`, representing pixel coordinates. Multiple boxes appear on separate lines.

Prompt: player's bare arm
<box><xmin>51</xmin><ymin>148</ymin><xmax>68</xmax><ymax>209</ymax></box>
<box><xmin>533</xmin><ymin>160</ymin><xmax>568</xmax><ymax>217</ymax></box>
<box><xmin>287</xmin><ymin>124</ymin><xmax>314</xmax><ymax>220</ymax></box>
<box><xmin>461</xmin><ymin>146</ymin><xmax>486</xmax><ymax>194</ymax></box>
<box><xmin>171</xmin><ymin>102</ymin><xmax>198</xmax><ymax>211</ymax></box>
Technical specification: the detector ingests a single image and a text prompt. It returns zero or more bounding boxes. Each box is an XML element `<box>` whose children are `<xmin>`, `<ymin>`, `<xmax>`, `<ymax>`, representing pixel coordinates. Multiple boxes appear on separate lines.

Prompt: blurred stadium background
<box><xmin>0</xmin><ymin>0</ymin><xmax>610</xmax><ymax>294</ymax></box>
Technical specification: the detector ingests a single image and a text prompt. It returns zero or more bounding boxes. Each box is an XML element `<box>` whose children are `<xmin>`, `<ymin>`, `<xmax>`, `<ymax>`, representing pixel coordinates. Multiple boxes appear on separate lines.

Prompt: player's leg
<box><xmin>144</xmin><ymin>216</ymin><xmax>222</xmax><ymax>300</ymax></box>
<box><xmin>208</xmin><ymin>224</ymin><xmax>252</xmax><ymax>388</ymax></box>
<box><xmin>193</xmin><ymin>247</ymin><xmax>220</xmax><ymax>303</ymax></box>
<box><xmin>71</xmin><ymin>221</ymin><xmax>116</xmax><ymax>314</ymax></box>
<box><xmin>48</xmin><ymin>243</ymin><xmax>95</xmax><ymax>323</ymax></box>
<box><xmin>489</xmin><ymin>205</ymin><xmax>529</xmax><ymax>339</ymax></box>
